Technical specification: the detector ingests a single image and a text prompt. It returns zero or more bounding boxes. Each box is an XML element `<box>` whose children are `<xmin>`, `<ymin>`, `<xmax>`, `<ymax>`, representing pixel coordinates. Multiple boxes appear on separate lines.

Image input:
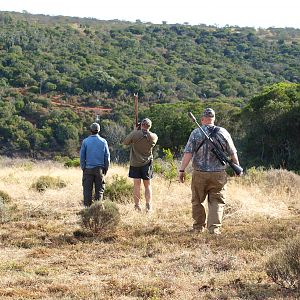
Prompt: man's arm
<box><xmin>178</xmin><ymin>152</ymin><xmax>193</xmax><ymax>183</ymax></box>
<box><xmin>79</xmin><ymin>142</ymin><xmax>86</xmax><ymax>170</ymax></box>
<box><xmin>151</xmin><ymin>133</ymin><xmax>158</xmax><ymax>146</ymax></box>
<box><xmin>123</xmin><ymin>131</ymin><xmax>134</xmax><ymax>145</ymax></box>
<box><xmin>104</xmin><ymin>141</ymin><xmax>110</xmax><ymax>174</ymax></box>
<box><xmin>230</xmin><ymin>152</ymin><xmax>240</xmax><ymax>166</ymax></box>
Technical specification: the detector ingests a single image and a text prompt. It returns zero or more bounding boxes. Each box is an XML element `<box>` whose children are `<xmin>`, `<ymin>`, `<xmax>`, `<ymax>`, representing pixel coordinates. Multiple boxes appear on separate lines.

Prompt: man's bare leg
<box><xmin>133</xmin><ymin>178</ymin><xmax>142</xmax><ymax>210</ymax></box>
<box><xmin>143</xmin><ymin>179</ymin><xmax>152</xmax><ymax>211</ymax></box>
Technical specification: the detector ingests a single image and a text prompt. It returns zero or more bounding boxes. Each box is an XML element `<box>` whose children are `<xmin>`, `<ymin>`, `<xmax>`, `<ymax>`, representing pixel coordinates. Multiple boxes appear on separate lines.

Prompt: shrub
<box><xmin>64</xmin><ymin>157</ymin><xmax>80</xmax><ymax>168</ymax></box>
<box><xmin>154</xmin><ymin>149</ymin><xmax>186</xmax><ymax>185</ymax></box>
<box><xmin>0</xmin><ymin>190</ymin><xmax>12</xmax><ymax>203</ymax></box>
<box><xmin>153</xmin><ymin>159</ymin><xmax>164</xmax><ymax>174</ymax></box>
<box><xmin>104</xmin><ymin>175</ymin><xmax>133</xmax><ymax>203</ymax></box>
<box><xmin>79</xmin><ymin>201</ymin><xmax>120</xmax><ymax>234</ymax></box>
<box><xmin>162</xmin><ymin>149</ymin><xmax>178</xmax><ymax>184</ymax></box>
<box><xmin>243</xmin><ymin>166</ymin><xmax>266</xmax><ymax>185</ymax></box>
<box><xmin>0</xmin><ymin>191</ymin><xmax>12</xmax><ymax>223</ymax></box>
<box><xmin>53</xmin><ymin>155</ymin><xmax>69</xmax><ymax>163</ymax></box>
<box><xmin>0</xmin><ymin>197</ymin><xmax>6</xmax><ymax>223</ymax></box>
<box><xmin>0</xmin><ymin>191</ymin><xmax>18</xmax><ymax>223</ymax></box>
<box><xmin>31</xmin><ymin>176</ymin><xmax>67</xmax><ymax>192</ymax></box>
<box><xmin>266</xmin><ymin>236</ymin><xmax>300</xmax><ymax>290</ymax></box>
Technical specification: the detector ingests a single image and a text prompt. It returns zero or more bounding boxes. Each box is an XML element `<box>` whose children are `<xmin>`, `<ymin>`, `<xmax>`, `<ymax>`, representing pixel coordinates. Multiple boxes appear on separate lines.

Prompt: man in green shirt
<box><xmin>123</xmin><ymin>118</ymin><xmax>158</xmax><ymax>212</ymax></box>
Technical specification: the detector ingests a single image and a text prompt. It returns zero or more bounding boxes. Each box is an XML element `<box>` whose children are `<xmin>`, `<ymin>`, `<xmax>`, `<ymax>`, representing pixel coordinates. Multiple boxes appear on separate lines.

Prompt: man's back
<box><xmin>80</xmin><ymin>134</ymin><xmax>110</xmax><ymax>169</ymax></box>
<box><xmin>123</xmin><ymin>129</ymin><xmax>158</xmax><ymax>167</ymax></box>
<box><xmin>184</xmin><ymin>125</ymin><xmax>237</xmax><ymax>172</ymax></box>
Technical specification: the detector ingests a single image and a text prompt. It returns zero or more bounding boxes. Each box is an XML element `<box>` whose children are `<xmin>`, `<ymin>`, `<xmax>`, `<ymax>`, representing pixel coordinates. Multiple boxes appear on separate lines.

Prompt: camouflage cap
<box><xmin>202</xmin><ymin>108</ymin><xmax>215</xmax><ymax>118</ymax></box>
<box><xmin>90</xmin><ymin>122</ymin><xmax>100</xmax><ymax>132</ymax></box>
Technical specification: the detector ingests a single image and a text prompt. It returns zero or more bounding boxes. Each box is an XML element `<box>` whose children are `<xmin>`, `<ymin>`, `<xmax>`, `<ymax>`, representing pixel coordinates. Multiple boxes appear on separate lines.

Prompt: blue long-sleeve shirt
<box><xmin>80</xmin><ymin>134</ymin><xmax>110</xmax><ymax>170</ymax></box>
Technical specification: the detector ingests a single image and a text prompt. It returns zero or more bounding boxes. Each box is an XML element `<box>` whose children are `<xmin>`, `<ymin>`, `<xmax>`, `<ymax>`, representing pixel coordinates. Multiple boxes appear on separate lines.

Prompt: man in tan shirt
<box><xmin>123</xmin><ymin>118</ymin><xmax>158</xmax><ymax>212</ymax></box>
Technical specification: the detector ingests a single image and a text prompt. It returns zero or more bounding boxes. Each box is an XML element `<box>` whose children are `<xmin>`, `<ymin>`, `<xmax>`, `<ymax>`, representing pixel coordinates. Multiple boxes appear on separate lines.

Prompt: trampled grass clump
<box><xmin>104</xmin><ymin>175</ymin><xmax>133</xmax><ymax>203</ymax></box>
<box><xmin>79</xmin><ymin>200</ymin><xmax>120</xmax><ymax>234</ymax></box>
<box><xmin>266</xmin><ymin>236</ymin><xmax>300</xmax><ymax>291</ymax></box>
<box><xmin>0</xmin><ymin>190</ymin><xmax>13</xmax><ymax>223</ymax></box>
<box><xmin>31</xmin><ymin>175</ymin><xmax>67</xmax><ymax>192</ymax></box>
<box><xmin>0</xmin><ymin>190</ymin><xmax>12</xmax><ymax>203</ymax></box>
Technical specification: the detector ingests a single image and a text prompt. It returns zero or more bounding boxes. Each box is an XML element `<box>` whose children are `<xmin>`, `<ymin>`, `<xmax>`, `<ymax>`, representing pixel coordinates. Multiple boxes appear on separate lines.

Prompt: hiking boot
<box><xmin>188</xmin><ymin>227</ymin><xmax>205</xmax><ymax>233</ymax></box>
<box><xmin>145</xmin><ymin>203</ymin><xmax>152</xmax><ymax>213</ymax></box>
<box><xmin>134</xmin><ymin>204</ymin><xmax>142</xmax><ymax>212</ymax></box>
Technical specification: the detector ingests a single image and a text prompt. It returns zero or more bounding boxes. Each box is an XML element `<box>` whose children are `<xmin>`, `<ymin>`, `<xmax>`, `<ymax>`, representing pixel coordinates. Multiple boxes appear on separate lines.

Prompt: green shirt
<box><xmin>123</xmin><ymin>129</ymin><xmax>158</xmax><ymax>167</ymax></box>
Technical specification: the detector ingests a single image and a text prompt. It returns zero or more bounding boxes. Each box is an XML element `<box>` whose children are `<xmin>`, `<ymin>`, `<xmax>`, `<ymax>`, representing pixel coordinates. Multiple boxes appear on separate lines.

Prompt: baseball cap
<box><xmin>141</xmin><ymin>118</ymin><xmax>152</xmax><ymax>127</ymax></box>
<box><xmin>202</xmin><ymin>108</ymin><xmax>215</xmax><ymax>118</ymax></box>
<box><xmin>90</xmin><ymin>122</ymin><xmax>100</xmax><ymax>132</ymax></box>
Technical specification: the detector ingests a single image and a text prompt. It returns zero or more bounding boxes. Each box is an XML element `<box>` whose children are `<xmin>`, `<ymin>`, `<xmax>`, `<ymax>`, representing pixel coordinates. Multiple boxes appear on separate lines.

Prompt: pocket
<box><xmin>217</xmin><ymin>172</ymin><xmax>227</xmax><ymax>186</ymax></box>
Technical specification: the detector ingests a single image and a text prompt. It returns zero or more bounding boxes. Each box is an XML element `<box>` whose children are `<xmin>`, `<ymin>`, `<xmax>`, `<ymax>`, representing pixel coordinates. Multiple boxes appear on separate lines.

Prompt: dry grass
<box><xmin>0</xmin><ymin>157</ymin><xmax>299</xmax><ymax>300</ymax></box>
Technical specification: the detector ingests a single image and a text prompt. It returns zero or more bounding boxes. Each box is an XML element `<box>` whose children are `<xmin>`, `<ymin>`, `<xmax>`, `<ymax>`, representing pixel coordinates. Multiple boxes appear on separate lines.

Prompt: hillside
<box><xmin>0</xmin><ymin>158</ymin><xmax>299</xmax><ymax>299</ymax></box>
<box><xmin>0</xmin><ymin>11</ymin><xmax>299</xmax><ymax>171</ymax></box>
<box><xmin>0</xmin><ymin>11</ymin><xmax>299</xmax><ymax>102</ymax></box>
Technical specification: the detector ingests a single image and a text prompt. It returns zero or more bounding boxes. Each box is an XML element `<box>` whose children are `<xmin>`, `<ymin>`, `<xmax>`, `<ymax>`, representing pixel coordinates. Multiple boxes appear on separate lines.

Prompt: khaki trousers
<box><xmin>191</xmin><ymin>170</ymin><xmax>227</xmax><ymax>231</ymax></box>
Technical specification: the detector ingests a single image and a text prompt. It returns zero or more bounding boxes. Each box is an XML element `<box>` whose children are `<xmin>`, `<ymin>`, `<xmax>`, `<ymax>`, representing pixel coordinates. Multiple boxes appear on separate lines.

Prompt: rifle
<box><xmin>134</xmin><ymin>93</ymin><xmax>141</xmax><ymax>129</ymax></box>
<box><xmin>188</xmin><ymin>112</ymin><xmax>243</xmax><ymax>176</ymax></box>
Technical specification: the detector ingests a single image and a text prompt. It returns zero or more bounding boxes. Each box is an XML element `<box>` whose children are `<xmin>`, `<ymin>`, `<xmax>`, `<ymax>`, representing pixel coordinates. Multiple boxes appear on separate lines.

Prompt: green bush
<box><xmin>79</xmin><ymin>201</ymin><xmax>120</xmax><ymax>234</ymax></box>
<box><xmin>104</xmin><ymin>175</ymin><xmax>133</xmax><ymax>203</ymax></box>
<box><xmin>154</xmin><ymin>149</ymin><xmax>180</xmax><ymax>185</ymax></box>
<box><xmin>53</xmin><ymin>155</ymin><xmax>70</xmax><ymax>163</ymax></box>
<box><xmin>153</xmin><ymin>159</ymin><xmax>164</xmax><ymax>174</ymax></box>
<box><xmin>31</xmin><ymin>175</ymin><xmax>67</xmax><ymax>192</ymax></box>
<box><xmin>266</xmin><ymin>236</ymin><xmax>300</xmax><ymax>291</ymax></box>
<box><xmin>64</xmin><ymin>157</ymin><xmax>80</xmax><ymax>168</ymax></box>
<box><xmin>162</xmin><ymin>149</ymin><xmax>178</xmax><ymax>184</ymax></box>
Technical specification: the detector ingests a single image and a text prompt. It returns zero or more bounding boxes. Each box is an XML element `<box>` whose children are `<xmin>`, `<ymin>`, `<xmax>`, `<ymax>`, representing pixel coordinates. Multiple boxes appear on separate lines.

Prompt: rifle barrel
<box><xmin>134</xmin><ymin>93</ymin><xmax>138</xmax><ymax>128</ymax></box>
<box><xmin>188</xmin><ymin>112</ymin><xmax>209</xmax><ymax>140</ymax></box>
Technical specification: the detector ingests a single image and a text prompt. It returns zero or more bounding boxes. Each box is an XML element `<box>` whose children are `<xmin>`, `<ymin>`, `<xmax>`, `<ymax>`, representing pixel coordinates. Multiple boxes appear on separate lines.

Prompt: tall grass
<box><xmin>0</xmin><ymin>157</ymin><xmax>299</xmax><ymax>299</ymax></box>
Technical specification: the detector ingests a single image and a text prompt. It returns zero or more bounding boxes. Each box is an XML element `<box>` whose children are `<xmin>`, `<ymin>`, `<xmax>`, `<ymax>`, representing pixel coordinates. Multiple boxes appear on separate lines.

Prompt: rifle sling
<box><xmin>196</xmin><ymin>126</ymin><xmax>220</xmax><ymax>153</ymax></box>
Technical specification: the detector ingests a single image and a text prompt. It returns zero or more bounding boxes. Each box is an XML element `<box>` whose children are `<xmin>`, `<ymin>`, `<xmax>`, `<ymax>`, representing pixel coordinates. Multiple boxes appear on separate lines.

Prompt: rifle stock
<box><xmin>188</xmin><ymin>112</ymin><xmax>243</xmax><ymax>175</ymax></box>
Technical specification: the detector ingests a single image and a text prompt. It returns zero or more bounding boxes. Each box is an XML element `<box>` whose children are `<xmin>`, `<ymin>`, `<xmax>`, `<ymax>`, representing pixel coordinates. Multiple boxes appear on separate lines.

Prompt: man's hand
<box><xmin>135</xmin><ymin>122</ymin><xmax>141</xmax><ymax>130</ymax></box>
<box><xmin>178</xmin><ymin>171</ymin><xmax>185</xmax><ymax>183</ymax></box>
<box><xmin>235</xmin><ymin>170</ymin><xmax>243</xmax><ymax>177</ymax></box>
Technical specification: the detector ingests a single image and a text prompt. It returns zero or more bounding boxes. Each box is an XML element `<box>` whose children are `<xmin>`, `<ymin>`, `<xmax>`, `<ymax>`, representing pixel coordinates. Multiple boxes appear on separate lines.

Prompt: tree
<box><xmin>241</xmin><ymin>82</ymin><xmax>300</xmax><ymax>170</ymax></box>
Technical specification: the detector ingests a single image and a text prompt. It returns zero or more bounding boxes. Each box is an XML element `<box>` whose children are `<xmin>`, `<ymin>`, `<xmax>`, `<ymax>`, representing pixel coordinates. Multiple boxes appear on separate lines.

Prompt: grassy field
<box><xmin>0</xmin><ymin>157</ymin><xmax>299</xmax><ymax>300</ymax></box>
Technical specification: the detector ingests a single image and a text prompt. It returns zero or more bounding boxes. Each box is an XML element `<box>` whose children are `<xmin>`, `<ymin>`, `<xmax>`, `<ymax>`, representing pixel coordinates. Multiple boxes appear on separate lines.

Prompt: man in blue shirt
<box><xmin>80</xmin><ymin>122</ymin><xmax>110</xmax><ymax>207</ymax></box>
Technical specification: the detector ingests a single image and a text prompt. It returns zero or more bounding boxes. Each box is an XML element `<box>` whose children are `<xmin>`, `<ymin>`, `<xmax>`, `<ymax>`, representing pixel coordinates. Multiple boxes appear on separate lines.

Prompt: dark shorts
<box><xmin>129</xmin><ymin>161</ymin><xmax>153</xmax><ymax>180</ymax></box>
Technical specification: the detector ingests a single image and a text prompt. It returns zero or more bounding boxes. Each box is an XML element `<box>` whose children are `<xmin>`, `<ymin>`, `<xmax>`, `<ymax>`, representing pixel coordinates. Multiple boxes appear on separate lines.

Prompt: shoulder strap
<box><xmin>134</xmin><ymin>130</ymin><xmax>151</xmax><ymax>144</ymax></box>
<box><xmin>196</xmin><ymin>126</ymin><xmax>220</xmax><ymax>153</ymax></box>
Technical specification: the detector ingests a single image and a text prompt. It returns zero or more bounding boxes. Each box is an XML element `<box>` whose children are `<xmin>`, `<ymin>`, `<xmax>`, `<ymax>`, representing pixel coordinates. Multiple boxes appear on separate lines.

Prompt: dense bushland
<box><xmin>0</xmin><ymin>11</ymin><xmax>299</xmax><ymax>172</ymax></box>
